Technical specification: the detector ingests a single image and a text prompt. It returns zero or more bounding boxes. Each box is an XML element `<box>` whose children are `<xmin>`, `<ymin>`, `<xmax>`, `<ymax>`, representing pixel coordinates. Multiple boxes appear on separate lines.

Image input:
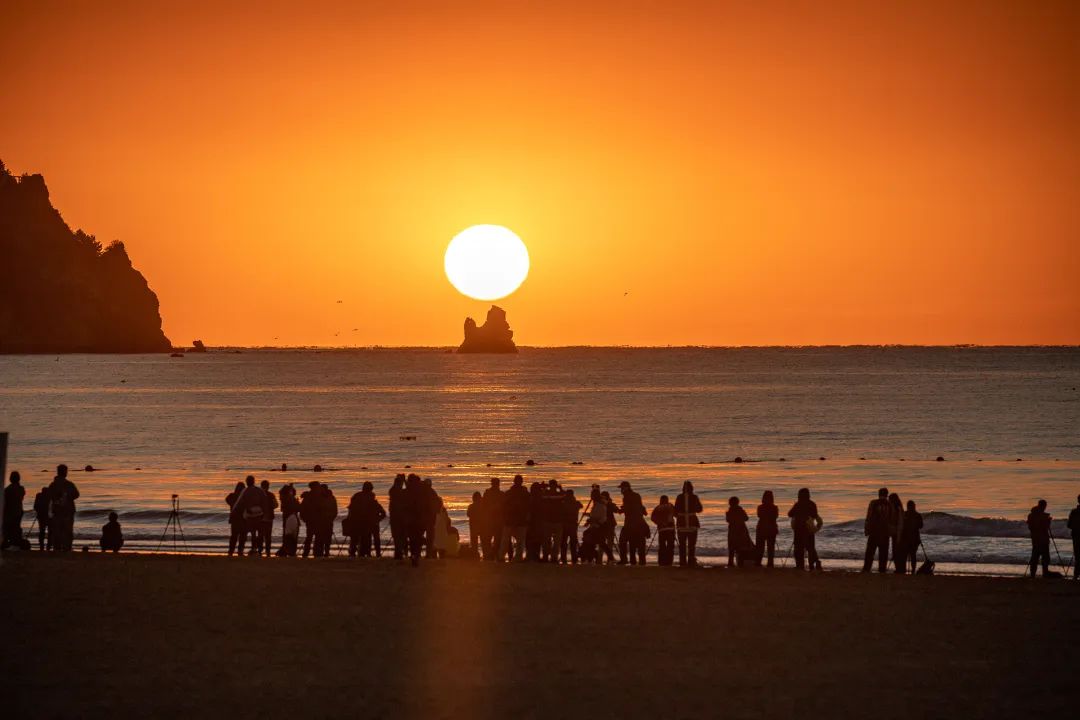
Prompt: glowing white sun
<box><xmin>444</xmin><ymin>224</ymin><xmax>530</xmax><ymax>301</ymax></box>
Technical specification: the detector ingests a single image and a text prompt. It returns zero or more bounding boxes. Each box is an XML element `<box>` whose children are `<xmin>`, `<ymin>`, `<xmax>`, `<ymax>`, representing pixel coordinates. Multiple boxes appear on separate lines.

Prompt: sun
<box><xmin>444</xmin><ymin>224</ymin><xmax>530</xmax><ymax>301</ymax></box>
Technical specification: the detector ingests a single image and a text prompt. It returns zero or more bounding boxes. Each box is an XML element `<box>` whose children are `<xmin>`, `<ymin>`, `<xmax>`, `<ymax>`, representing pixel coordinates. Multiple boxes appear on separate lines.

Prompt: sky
<box><xmin>1</xmin><ymin>0</ymin><xmax>1077</xmax><ymax>346</ymax></box>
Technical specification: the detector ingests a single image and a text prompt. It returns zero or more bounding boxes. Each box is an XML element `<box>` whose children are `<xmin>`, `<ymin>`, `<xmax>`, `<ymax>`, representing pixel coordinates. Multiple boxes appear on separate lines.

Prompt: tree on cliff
<box><xmin>0</xmin><ymin>159</ymin><xmax>172</xmax><ymax>352</ymax></box>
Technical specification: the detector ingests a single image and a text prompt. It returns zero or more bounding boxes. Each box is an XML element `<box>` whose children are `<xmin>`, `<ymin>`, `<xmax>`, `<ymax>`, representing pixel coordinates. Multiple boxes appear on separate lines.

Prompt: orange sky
<box><xmin>2</xmin><ymin>0</ymin><xmax>1077</xmax><ymax>346</ymax></box>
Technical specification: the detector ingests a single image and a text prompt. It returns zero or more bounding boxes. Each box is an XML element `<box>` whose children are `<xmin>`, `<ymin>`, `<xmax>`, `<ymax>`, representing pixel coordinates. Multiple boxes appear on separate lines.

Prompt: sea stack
<box><xmin>459</xmin><ymin>305</ymin><xmax>518</xmax><ymax>353</ymax></box>
<box><xmin>0</xmin><ymin>159</ymin><xmax>171</xmax><ymax>353</ymax></box>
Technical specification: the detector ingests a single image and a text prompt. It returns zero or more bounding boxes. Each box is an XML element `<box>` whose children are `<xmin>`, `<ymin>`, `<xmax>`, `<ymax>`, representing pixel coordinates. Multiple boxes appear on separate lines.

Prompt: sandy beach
<box><xmin>2</xmin><ymin>554</ymin><xmax>1078</xmax><ymax>719</ymax></box>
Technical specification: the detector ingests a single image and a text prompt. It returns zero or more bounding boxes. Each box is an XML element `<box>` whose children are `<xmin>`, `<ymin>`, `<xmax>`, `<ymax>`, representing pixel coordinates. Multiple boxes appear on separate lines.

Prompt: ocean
<box><xmin>1</xmin><ymin>347</ymin><xmax>1077</xmax><ymax>573</ymax></box>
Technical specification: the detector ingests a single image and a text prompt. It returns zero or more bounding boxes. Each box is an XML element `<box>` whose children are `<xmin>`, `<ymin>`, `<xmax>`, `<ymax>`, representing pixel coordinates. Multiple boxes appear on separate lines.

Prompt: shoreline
<box><xmin>3</xmin><ymin>553</ymin><xmax>1078</xmax><ymax>719</ymax></box>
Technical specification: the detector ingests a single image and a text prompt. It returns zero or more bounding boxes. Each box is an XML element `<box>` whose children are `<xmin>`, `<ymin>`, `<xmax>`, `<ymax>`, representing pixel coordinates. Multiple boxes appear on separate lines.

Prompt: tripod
<box><xmin>156</xmin><ymin>495</ymin><xmax>188</xmax><ymax>553</ymax></box>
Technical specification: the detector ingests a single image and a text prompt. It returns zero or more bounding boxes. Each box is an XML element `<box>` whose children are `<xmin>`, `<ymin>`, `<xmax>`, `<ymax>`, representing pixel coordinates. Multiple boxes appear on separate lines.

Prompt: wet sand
<box><xmin>2</xmin><ymin>554</ymin><xmax>1078</xmax><ymax>719</ymax></box>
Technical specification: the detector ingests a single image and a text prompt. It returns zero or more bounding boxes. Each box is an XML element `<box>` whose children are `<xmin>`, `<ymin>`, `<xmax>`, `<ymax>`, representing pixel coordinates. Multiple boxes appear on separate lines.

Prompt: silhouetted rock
<box><xmin>0</xmin><ymin>160</ymin><xmax>171</xmax><ymax>353</ymax></box>
<box><xmin>191</xmin><ymin>340</ymin><xmax>207</xmax><ymax>352</ymax></box>
<box><xmin>458</xmin><ymin>305</ymin><xmax>518</xmax><ymax>353</ymax></box>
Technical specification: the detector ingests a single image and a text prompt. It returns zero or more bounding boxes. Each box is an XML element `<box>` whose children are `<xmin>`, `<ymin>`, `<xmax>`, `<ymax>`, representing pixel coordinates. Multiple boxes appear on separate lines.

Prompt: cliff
<box><xmin>0</xmin><ymin>160</ymin><xmax>171</xmax><ymax>353</ymax></box>
<box><xmin>459</xmin><ymin>305</ymin><xmax>518</xmax><ymax>353</ymax></box>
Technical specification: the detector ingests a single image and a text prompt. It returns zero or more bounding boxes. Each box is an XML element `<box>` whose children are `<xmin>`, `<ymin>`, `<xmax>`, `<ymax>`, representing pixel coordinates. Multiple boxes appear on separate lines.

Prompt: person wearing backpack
<box><xmin>232</xmin><ymin>476</ymin><xmax>267</xmax><ymax>556</ymax></box>
<box><xmin>48</xmin><ymin>465</ymin><xmax>80</xmax><ymax>552</ymax></box>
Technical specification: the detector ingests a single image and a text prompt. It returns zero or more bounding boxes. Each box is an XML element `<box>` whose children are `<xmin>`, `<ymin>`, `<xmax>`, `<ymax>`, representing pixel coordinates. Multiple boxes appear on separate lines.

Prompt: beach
<box><xmin>3</xmin><ymin>554</ymin><xmax>1078</xmax><ymax>719</ymax></box>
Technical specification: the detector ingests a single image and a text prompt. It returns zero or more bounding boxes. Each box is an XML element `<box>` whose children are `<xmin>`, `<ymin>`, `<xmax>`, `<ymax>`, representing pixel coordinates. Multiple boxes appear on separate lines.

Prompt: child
<box><xmin>100</xmin><ymin>512</ymin><xmax>124</xmax><ymax>553</ymax></box>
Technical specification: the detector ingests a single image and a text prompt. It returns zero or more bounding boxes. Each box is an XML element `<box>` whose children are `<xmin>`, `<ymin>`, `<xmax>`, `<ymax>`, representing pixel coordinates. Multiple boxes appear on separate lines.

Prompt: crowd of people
<box><xmin>2</xmin><ymin>466</ymin><xmax>1078</xmax><ymax>578</ymax></box>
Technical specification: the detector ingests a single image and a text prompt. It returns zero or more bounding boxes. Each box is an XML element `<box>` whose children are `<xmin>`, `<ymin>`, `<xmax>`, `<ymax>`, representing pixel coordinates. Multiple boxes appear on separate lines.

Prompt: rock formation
<box><xmin>0</xmin><ymin>160</ymin><xmax>171</xmax><ymax>353</ymax></box>
<box><xmin>459</xmin><ymin>305</ymin><xmax>518</xmax><ymax>353</ymax></box>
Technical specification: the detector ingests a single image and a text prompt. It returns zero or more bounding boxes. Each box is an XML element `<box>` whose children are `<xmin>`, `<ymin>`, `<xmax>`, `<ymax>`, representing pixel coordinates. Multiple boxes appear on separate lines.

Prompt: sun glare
<box><xmin>444</xmin><ymin>225</ymin><xmax>530</xmax><ymax>301</ymax></box>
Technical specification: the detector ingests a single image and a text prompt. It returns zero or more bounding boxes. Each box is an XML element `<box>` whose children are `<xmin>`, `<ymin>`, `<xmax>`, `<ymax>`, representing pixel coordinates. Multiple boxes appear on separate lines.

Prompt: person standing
<box><xmin>897</xmin><ymin>500</ymin><xmax>924</xmax><ymax>574</ymax></box>
<box><xmin>2</xmin><ymin>471</ymin><xmax>26</xmax><ymax>550</ymax></box>
<box><xmin>320</xmin><ymin>483</ymin><xmax>338</xmax><ymax>557</ymax></box>
<box><xmin>887</xmin><ymin>493</ymin><xmax>905</xmax><ymax>573</ymax></box>
<box><xmin>233</xmin><ymin>476</ymin><xmax>268</xmax><ymax>556</ymax></box>
<box><xmin>675</xmin><ymin>481</ymin><xmax>702</xmax><ymax>567</ymax></box>
<box><xmin>617</xmin><ymin>481</ymin><xmax>648</xmax><ymax>565</ymax></box>
<box><xmin>541</xmin><ymin>480</ymin><xmax>565</xmax><ymax>563</ymax></box>
<box><xmin>651</xmin><ymin>495</ymin><xmax>676</xmax><ymax>566</ymax></box>
<box><xmin>560</xmin><ymin>488</ymin><xmax>582</xmax><ymax>564</ymax></box>
<box><xmin>48</xmin><ymin>465</ymin><xmax>80</xmax><ymax>552</ymax></box>
<box><xmin>500</xmin><ymin>475</ymin><xmax>530</xmax><ymax>561</ymax></box>
<box><xmin>388</xmin><ymin>474</ymin><xmax>407</xmax><ymax>560</ymax></box>
<box><xmin>788</xmin><ymin>488</ymin><xmax>823</xmax><ymax>571</ymax></box>
<box><xmin>300</xmin><ymin>481</ymin><xmax>322</xmax><ymax>558</ymax></box>
<box><xmin>349</xmin><ymin>481</ymin><xmax>386</xmax><ymax>557</ymax></box>
<box><xmin>33</xmin><ymin>484</ymin><xmax>51</xmax><ymax>551</ymax></box>
<box><xmin>402</xmin><ymin>473</ymin><xmax>429</xmax><ymax>566</ymax></box>
<box><xmin>755</xmin><ymin>491</ymin><xmax>779</xmax><ymax>568</ymax></box>
<box><xmin>584</xmin><ymin>487</ymin><xmax>610</xmax><ymax>564</ymax></box>
<box><xmin>467</xmin><ymin>491</ymin><xmax>485</xmax><ymax>558</ymax></box>
<box><xmin>725</xmin><ymin>496</ymin><xmax>754</xmax><ymax>568</ymax></box>
<box><xmin>481</xmin><ymin>478</ymin><xmax>504</xmax><ymax>561</ymax></box>
<box><xmin>226</xmin><ymin>481</ymin><xmax>245</xmax><ymax>556</ymax></box>
<box><xmin>1068</xmin><ymin>495</ymin><xmax>1080</xmax><ymax>580</ymax></box>
<box><xmin>259</xmin><ymin>479</ymin><xmax>278</xmax><ymax>557</ymax></box>
<box><xmin>863</xmin><ymin>488</ymin><xmax>891</xmax><ymax>573</ymax></box>
<box><xmin>1027</xmin><ymin>499</ymin><xmax>1052</xmax><ymax>578</ymax></box>
<box><xmin>278</xmin><ymin>483</ymin><xmax>300</xmax><ymax>557</ymax></box>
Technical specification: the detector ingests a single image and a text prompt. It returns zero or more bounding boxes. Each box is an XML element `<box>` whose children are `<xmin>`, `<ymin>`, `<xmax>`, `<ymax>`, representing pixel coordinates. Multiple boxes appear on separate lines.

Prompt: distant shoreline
<box><xmin>3</xmin><ymin>344</ymin><xmax>1079</xmax><ymax>354</ymax></box>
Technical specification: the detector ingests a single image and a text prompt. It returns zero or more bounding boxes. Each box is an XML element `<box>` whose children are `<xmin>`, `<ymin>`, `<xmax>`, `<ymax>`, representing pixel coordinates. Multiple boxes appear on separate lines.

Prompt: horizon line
<box><xmin>173</xmin><ymin>343</ymin><xmax>1080</xmax><ymax>351</ymax></box>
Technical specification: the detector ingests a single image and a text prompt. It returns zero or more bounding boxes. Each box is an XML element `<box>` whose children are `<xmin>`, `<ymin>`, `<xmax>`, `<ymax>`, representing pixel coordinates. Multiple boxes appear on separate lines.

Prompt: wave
<box><xmin>827</xmin><ymin>511</ymin><xmax>1073</xmax><ymax>539</ymax></box>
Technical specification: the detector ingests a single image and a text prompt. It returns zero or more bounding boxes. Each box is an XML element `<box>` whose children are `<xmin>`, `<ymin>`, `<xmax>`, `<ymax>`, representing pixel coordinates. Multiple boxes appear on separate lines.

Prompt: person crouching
<box><xmin>100</xmin><ymin>512</ymin><xmax>124</xmax><ymax>553</ymax></box>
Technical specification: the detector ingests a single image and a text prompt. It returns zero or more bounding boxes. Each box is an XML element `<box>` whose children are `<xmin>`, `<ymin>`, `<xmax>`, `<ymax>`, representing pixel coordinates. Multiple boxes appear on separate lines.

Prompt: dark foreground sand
<box><xmin>2</xmin><ymin>555</ymin><xmax>1078</xmax><ymax>719</ymax></box>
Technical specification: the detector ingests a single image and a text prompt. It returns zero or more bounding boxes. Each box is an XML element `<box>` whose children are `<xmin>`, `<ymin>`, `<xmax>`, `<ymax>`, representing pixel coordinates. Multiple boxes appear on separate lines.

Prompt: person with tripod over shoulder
<box><xmin>1069</xmin><ymin>495</ymin><xmax>1080</xmax><ymax>580</ymax></box>
<box><xmin>1026</xmin><ymin>499</ymin><xmax>1052</xmax><ymax>578</ymax></box>
<box><xmin>675</xmin><ymin>481</ymin><xmax>702</xmax><ymax>567</ymax></box>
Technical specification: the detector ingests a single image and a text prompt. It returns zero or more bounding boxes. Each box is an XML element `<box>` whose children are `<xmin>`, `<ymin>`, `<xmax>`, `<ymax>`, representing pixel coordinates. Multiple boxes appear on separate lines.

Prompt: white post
<box><xmin>0</xmin><ymin>432</ymin><xmax>8</xmax><ymax>549</ymax></box>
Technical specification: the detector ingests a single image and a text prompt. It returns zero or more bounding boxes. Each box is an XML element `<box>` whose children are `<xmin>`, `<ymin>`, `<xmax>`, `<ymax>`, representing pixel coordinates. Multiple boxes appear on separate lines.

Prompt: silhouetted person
<box><xmin>320</xmin><ymin>483</ymin><xmax>338</xmax><ymax>557</ymax></box>
<box><xmin>725</xmin><ymin>496</ymin><xmax>754</xmax><ymax>568</ymax></box>
<box><xmin>863</xmin><ymin>488</ymin><xmax>891</xmax><ymax>573</ymax></box>
<box><xmin>582</xmin><ymin>487</ymin><xmax>610</xmax><ymax>563</ymax></box>
<box><xmin>541</xmin><ymin>479</ymin><xmax>565</xmax><ymax>563</ymax></box>
<box><xmin>788</xmin><ymin>488</ymin><xmax>822</xmax><ymax>571</ymax></box>
<box><xmin>1027</xmin><ymin>499</ymin><xmax>1052</xmax><ymax>577</ymax></box>
<box><xmin>560</xmin><ymin>489</ymin><xmax>582</xmax><ymax>564</ymax></box>
<box><xmin>100</xmin><ymin>512</ymin><xmax>123</xmax><ymax>552</ymax></box>
<box><xmin>755</xmin><ymin>491</ymin><xmax>779</xmax><ymax>568</ymax></box>
<box><xmin>675</xmin><ymin>481</ymin><xmax>702</xmax><ymax>567</ymax></box>
<box><xmin>897</xmin><ymin>500</ymin><xmax>923</xmax><ymax>574</ymax></box>
<box><xmin>2</xmin><ymin>471</ymin><xmax>26</xmax><ymax>550</ymax></box>
<box><xmin>481</xmin><ymin>478</ymin><xmax>504</xmax><ymax>561</ymax></box>
<box><xmin>33</xmin><ymin>485</ymin><xmax>51</xmax><ymax>550</ymax></box>
<box><xmin>225</xmin><ymin>481</ymin><xmax>245</xmax><ymax>555</ymax></box>
<box><xmin>432</xmin><ymin>498</ymin><xmax>457</xmax><ymax>558</ymax></box>
<box><xmin>348</xmin><ymin>482</ymin><xmax>386</xmax><ymax>557</ymax></box>
<box><xmin>300</xmin><ymin>481</ymin><xmax>323</xmax><ymax>557</ymax></box>
<box><xmin>617</xmin><ymin>481</ymin><xmax>648</xmax><ymax>565</ymax></box>
<box><xmin>651</xmin><ymin>495</ymin><xmax>676</xmax><ymax>566</ymax></box>
<box><xmin>48</xmin><ymin>465</ymin><xmax>80</xmax><ymax>552</ymax></box>
<box><xmin>1068</xmin><ymin>494</ymin><xmax>1080</xmax><ymax>580</ymax></box>
<box><xmin>402</xmin><ymin>474</ymin><xmax>429</xmax><ymax>566</ymax></box>
<box><xmin>500</xmin><ymin>475</ymin><xmax>530</xmax><ymax>561</ymax></box>
<box><xmin>601</xmin><ymin>491</ymin><xmax>618</xmax><ymax>563</ymax></box>
<box><xmin>422</xmin><ymin>478</ymin><xmax>439</xmax><ymax>559</ymax></box>
<box><xmin>257</xmin><ymin>480</ymin><xmax>277</xmax><ymax>557</ymax></box>
<box><xmin>388</xmin><ymin>474</ymin><xmax>407</xmax><ymax>560</ymax></box>
<box><xmin>278</xmin><ymin>483</ymin><xmax>300</xmax><ymax>557</ymax></box>
<box><xmin>233</xmin><ymin>475</ymin><xmax>269</xmax><ymax>556</ymax></box>
<box><xmin>526</xmin><ymin>482</ymin><xmax>545</xmax><ymax>561</ymax></box>
<box><xmin>466</xmin><ymin>491</ymin><xmax>484</xmax><ymax>558</ymax></box>
<box><xmin>888</xmin><ymin>492</ymin><xmax>905</xmax><ymax>573</ymax></box>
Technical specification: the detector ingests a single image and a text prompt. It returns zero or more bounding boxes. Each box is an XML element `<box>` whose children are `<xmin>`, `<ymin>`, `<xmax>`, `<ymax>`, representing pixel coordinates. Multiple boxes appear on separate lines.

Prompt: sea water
<box><xmin>1</xmin><ymin>347</ymin><xmax>1077</xmax><ymax>573</ymax></box>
